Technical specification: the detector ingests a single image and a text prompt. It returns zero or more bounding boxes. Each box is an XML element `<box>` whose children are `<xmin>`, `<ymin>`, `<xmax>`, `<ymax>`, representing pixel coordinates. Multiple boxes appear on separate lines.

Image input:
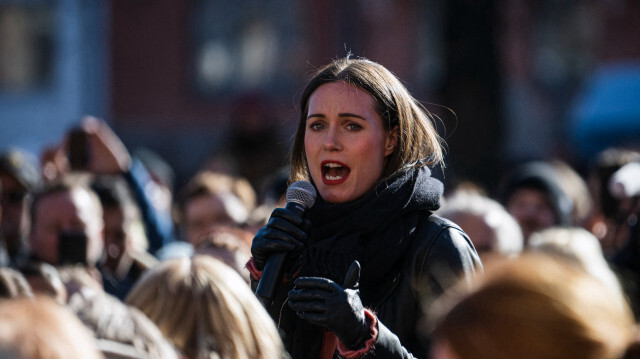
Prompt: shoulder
<box><xmin>410</xmin><ymin>213</ymin><xmax>482</xmax><ymax>291</ymax></box>
<box><xmin>412</xmin><ymin>213</ymin><xmax>470</xmax><ymax>251</ymax></box>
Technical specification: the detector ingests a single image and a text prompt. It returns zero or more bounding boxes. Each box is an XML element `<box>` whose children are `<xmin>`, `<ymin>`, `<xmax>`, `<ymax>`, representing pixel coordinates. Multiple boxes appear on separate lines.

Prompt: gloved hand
<box><xmin>251</xmin><ymin>206</ymin><xmax>310</xmax><ymax>271</ymax></box>
<box><xmin>287</xmin><ymin>261</ymin><xmax>370</xmax><ymax>350</ymax></box>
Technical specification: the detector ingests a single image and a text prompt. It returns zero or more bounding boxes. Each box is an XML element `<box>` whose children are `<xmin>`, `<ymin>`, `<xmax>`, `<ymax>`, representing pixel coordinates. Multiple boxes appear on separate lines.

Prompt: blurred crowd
<box><xmin>0</xmin><ymin>115</ymin><xmax>639</xmax><ymax>358</ymax></box>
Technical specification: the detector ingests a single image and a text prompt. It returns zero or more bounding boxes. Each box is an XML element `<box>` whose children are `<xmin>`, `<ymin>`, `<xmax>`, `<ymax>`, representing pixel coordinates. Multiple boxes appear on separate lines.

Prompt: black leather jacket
<box><xmin>251</xmin><ymin>213</ymin><xmax>481</xmax><ymax>359</ymax></box>
<box><xmin>367</xmin><ymin>214</ymin><xmax>481</xmax><ymax>358</ymax></box>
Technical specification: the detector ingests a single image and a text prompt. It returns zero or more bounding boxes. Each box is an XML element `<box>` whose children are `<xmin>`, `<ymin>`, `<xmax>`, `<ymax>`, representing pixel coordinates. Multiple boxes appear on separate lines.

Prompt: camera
<box><xmin>58</xmin><ymin>231</ymin><xmax>88</xmax><ymax>265</ymax></box>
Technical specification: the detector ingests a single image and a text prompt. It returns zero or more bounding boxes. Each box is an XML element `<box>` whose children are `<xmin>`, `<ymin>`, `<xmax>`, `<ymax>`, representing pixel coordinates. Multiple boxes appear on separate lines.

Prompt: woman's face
<box><xmin>304</xmin><ymin>81</ymin><xmax>397</xmax><ymax>203</ymax></box>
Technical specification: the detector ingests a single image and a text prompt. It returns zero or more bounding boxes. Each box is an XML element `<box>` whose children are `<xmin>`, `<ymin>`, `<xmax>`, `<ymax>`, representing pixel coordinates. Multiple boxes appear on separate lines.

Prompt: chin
<box><xmin>319</xmin><ymin>189</ymin><xmax>359</xmax><ymax>204</ymax></box>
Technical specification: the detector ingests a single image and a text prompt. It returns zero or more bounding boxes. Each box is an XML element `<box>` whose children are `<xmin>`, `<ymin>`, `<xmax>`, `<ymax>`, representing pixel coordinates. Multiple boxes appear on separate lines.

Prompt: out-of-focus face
<box><xmin>0</xmin><ymin>173</ymin><xmax>31</xmax><ymax>251</ymax></box>
<box><xmin>30</xmin><ymin>188</ymin><xmax>104</xmax><ymax>265</ymax></box>
<box><xmin>184</xmin><ymin>194</ymin><xmax>235</xmax><ymax>246</ymax></box>
<box><xmin>304</xmin><ymin>81</ymin><xmax>397</xmax><ymax>203</ymax></box>
<box><xmin>506</xmin><ymin>188</ymin><xmax>556</xmax><ymax>241</ymax></box>
<box><xmin>448</xmin><ymin>212</ymin><xmax>497</xmax><ymax>256</ymax></box>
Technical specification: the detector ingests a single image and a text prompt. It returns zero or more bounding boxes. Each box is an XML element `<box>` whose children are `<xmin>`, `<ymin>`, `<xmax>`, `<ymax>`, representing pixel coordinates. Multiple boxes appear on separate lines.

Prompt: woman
<box><xmin>126</xmin><ymin>255</ymin><xmax>285</xmax><ymax>359</ymax></box>
<box><xmin>249</xmin><ymin>56</ymin><xmax>481</xmax><ymax>358</ymax></box>
<box><xmin>430</xmin><ymin>253</ymin><xmax>637</xmax><ymax>359</ymax></box>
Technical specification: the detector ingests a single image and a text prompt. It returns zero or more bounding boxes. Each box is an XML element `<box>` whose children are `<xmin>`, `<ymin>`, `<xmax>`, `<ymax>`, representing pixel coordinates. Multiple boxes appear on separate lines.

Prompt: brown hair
<box><xmin>290</xmin><ymin>56</ymin><xmax>444</xmax><ymax>183</ymax></box>
<box><xmin>431</xmin><ymin>253</ymin><xmax>635</xmax><ymax>359</ymax></box>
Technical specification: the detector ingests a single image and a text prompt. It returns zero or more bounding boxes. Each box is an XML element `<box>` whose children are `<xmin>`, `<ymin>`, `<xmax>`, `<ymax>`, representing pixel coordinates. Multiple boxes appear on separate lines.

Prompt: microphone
<box><xmin>256</xmin><ymin>180</ymin><xmax>317</xmax><ymax>305</ymax></box>
<box><xmin>609</xmin><ymin>162</ymin><xmax>640</xmax><ymax>199</ymax></box>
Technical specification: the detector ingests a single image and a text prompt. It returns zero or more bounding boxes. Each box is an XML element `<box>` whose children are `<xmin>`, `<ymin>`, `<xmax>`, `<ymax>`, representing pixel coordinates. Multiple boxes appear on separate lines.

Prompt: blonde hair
<box><xmin>290</xmin><ymin>56</ymin><xmax>444</xmax><ymax>183</ymax></box>
<box><xmin>431</xmin><ymin>253</ymin><xmax>636</xmax><ymax>359</ymax></box>
<box><xmin>126</xmin><ymin>255</ymin><xmax>284</xmax><ymax>359</ymax></box>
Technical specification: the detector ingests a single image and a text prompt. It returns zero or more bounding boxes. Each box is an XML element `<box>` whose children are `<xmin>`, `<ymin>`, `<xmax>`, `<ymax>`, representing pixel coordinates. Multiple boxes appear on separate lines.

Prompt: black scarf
<box><xmin>283</xmin><ymin>165</ymin><xmax>443</xmax><ymax>358</ymax></box>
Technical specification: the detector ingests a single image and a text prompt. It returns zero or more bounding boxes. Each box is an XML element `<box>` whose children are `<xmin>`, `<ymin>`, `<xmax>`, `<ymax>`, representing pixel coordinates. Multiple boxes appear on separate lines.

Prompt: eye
<box><xmin>308</xmin><ymin>121</ymin><xmax>325</xmax><ymax>131</ymax></box>
<box><xmin>346</xmin><ymin>122</ymin><xmax>363</xmax><ymax>131</ymax></box>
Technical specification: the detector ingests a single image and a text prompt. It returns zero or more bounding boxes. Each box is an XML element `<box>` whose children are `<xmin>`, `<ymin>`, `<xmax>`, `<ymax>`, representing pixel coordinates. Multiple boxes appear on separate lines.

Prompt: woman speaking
<box><xmin>249</xmin><ymin>56</ymin><xmax>482</xmax><ymax>359</ymax></box>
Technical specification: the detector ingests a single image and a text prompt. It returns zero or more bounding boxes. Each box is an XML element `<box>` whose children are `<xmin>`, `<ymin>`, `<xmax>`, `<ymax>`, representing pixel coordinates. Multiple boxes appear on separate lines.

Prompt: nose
<box><xmin>322</xmin><ymin>127</ymin><xmax>342</xmax><ymax>151</ymax></box>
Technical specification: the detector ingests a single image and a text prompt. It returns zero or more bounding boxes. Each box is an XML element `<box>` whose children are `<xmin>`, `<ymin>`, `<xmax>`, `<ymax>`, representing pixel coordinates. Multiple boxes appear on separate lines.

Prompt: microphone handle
<box><xmin>256</xmin><ymin>202</ymin><xmax>306</xmax><ymax>306</ymax></box>
<box><xmin>256</xmin><ymin>253</ymin><xmax>286</xmax><ymax>306</ymax></box>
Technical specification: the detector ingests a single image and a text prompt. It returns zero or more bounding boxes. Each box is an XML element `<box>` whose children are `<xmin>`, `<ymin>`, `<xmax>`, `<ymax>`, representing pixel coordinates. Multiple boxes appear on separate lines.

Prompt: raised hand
<box><xmin>287</xmin><ymin>261</ymin><xmax>370</xmax><ymax>350</ymax></box>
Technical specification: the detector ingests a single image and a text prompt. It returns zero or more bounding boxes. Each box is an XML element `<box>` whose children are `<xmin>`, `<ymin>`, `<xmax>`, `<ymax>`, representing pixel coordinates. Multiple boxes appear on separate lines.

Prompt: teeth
<box><xmin>324</xmin><ymin>173</ymin><xmax>343</xmax><ymax>180</ymax></box>
<box><xmin>324</xmin><ymin>163</ymin><xmax>343</xmax><ymax>168</ymax></box>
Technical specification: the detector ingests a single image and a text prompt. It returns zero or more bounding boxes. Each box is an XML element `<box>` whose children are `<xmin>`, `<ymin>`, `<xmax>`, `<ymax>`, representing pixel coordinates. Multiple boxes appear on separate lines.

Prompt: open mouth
<box><xmin>321</xmin><ymin>161</ymin><xmax>350</xmax><ymax>182</ymax></box>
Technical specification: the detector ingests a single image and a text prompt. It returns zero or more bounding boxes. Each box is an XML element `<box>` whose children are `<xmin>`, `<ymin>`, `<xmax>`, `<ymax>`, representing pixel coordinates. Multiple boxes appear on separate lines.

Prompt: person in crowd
<box><xmin>91</xmin><ymin>175</ymin><xmax>157</xmax><ymax>300</ymax></box>
<box><xmin>41</xmin><ymin>116</ymin><xmax>177</xmax><ymax>254</ymax></box>
<box><xmin>175</xmin><ymin>170</ymin><xmax>256</xmax><ymax>247</ymax></box>
<box><xmin>0</xmin><ymin>148</ymin><xmax>41</xmax><ymax>267</ymax></box>
<box><xmin>126</xmin><ymin>255</ymin><xmax>285</xmax><ymax>359</ymax></box>
<box><xmin>586</xmin><ymin>147</ymin><xmax>640</xmax><ymax>255</ymax></box>
<box><xmin>249</xmin><ymin>56</ymin><xmax>481</xmax><ymax>358</ymax></box>
<box><xmin>67</xmin><ymin>288</ymin><xmax>179</xmax><ymax>359</ymax></box>
<box><xmin>499</xmin><ymin>160</ymin><xmax>573</xmax><ymax>242</ymax></box>
<box><xmin>437</xmin><ymin>188</ymin><xmax>523</xmax><ymax>259</ymax></box>
<box><xmin>27</xmin><ymin>174</ymin><xmax>105</xmax><ymax>285</ymax></box>
<box><xmin>429</xmin><ymin>253</ymin><xmax>637</xmax><ymax>359</ymax></box>
<box><xmin>527</xmin><ymin>226</ymin><xmax>627</xmax><ymax>310</ymax></box>
<box><xmin>588</xmin><ymin>148</ymin><xmax>640</xmax><ymax>318</ymax></box>
<box><xmin>0</xmin><ymin>296</ymin><xmax>105</xmax><ymax>359</ymax></box>
<box><xmin>193</xmin><ymin>225</ymin><xmax>252</xmax><ymax>282</ymax></box>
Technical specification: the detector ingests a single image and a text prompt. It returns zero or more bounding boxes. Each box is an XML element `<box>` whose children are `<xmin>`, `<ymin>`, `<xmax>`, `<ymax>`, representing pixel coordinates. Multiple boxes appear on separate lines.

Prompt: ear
<box><xmin>384</xmin><ymin>125</ymin><xmax>399</xmax><ymax>157</ymax></box>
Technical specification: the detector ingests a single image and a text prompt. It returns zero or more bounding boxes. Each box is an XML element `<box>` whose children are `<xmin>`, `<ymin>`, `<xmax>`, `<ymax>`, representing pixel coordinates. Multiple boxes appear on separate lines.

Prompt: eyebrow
<box><xmin>307</xmin><ymin>113</ymin><xmax>367</xmax><ymax>121</ymax></box>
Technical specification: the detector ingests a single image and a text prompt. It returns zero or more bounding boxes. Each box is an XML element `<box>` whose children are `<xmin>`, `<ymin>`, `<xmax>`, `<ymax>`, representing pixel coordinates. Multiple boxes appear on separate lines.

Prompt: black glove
<box><xmin>251</xmin><ymin>206</ymin><xmax>310</xmax><ymax>271</ymax></box>
<box><xmin>287</xmin><ymin>261</ymin><xmax>370</xmax><ymax>350</ymax></box>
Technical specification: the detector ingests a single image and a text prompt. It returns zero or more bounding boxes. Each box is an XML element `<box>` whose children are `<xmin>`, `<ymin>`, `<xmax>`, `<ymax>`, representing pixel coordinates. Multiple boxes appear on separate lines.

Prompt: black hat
<box><xmin>0</xmin><ymin>148</ymin><xmax>41</xmax><ymax>191</ymax></box>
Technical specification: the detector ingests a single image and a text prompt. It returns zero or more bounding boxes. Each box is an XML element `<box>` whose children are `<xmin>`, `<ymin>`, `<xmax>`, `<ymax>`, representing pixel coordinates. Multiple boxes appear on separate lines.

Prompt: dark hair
<box><xmin>290</xmin><ymin>56</ymin><xmax>444</xmax><ymax>183</ymax></box>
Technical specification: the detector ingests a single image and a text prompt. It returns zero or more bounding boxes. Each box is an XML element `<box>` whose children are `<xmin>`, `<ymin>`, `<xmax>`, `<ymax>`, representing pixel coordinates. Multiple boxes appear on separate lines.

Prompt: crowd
<box><xmin>0</xmin><ymin>56</ymin><xmax>639</xmax><ymax>359</ymax></box>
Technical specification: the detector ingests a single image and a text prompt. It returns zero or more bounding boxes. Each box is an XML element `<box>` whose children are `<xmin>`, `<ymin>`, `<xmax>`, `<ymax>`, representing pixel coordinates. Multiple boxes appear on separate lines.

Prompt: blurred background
<box><xmin>1</xmin><ymin>0</ymin><xmax>639</xmax><ymax>195</ymax></box>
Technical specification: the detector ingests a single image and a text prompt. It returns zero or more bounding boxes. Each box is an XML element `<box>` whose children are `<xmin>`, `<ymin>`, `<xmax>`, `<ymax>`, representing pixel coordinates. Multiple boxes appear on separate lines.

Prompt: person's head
<box><xmin>430</xmin><ymin>253</ymin><xmax>636</xmax><ymax>359</ymax></box>
<box><xmin>91</xmin><ymin>175</ymin><xmax>146</xmax><ymax>273</ymax></box>
<box><xmin>528</xmin><ymin>226</ymin><xmax>626</xmax><ymax>309</ymax></box>
<box><xmin>68</xmin><ymin>289</ymin><xmax>179</xmax><ymax>359</ymax></box>
<box><xmin>193</xmin><ymin>225</ymin><xmax>252</xmax><ymax>282</ymax></box>
<box><xmin>0</xmin><ymin>296</ymin><xmax>104</xmax><ymax>359</ymax></box>
<box><xmin>0</xmin><ymin>148</ymin><xmax>40</xmax><ymax>256</ymax></box>
<box><xmin>126</xmin><ymin>255</ymin><xmax>284</xmax><ymax>359</ymax></box>
<box><xmin>29</xmin><ymin>175</ymin><xmax>104</xmax><ymax>266</ymax></box>
<box><xmin>437</xmin><ymin>189</ymin><xmax>523</xmax><ymax>258</ymax></box>
<box><xmin>290</xmin><ymin>56</ymin><xmax>444</xmax><ymax>203</ymax></box>
<box><xmin>589</xmin><ymin>147</ymin><xmax>640</xmax><ymax>221</ymax></box>
<box><xmin>500</xmin><ymin>161</ymin><xmax>573</xmax><ymax>241</ymax></box>
<box><xmin>176</xmin><ymin>171</ymin><xmax>255</xmax><ymax>246</ymax></box>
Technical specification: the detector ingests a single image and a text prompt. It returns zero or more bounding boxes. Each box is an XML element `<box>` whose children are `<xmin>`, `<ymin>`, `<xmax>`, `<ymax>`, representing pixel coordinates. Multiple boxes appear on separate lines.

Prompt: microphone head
<box><xmin>286</xmin><ymin>181</ymin><xmax>317</xmax><ymax>209</ymax></box>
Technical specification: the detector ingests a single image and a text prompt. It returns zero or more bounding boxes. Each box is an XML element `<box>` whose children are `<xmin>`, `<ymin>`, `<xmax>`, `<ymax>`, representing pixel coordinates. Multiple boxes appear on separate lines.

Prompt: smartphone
<box><xmin>67</xmin><ymin>127</ymin><xmax>89</xmax><ymax>170</ymax></box>
<box><xmin>58</xmin><ymin>231</ymin><xmax>88</xmax><ymax>265</ymax></box>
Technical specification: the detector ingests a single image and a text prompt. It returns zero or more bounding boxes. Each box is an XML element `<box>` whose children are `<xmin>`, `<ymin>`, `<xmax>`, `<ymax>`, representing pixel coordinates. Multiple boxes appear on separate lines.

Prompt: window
<box><xmin>0</xmin><ymin>4</ymin><xmax>55</xmax><ymax>93</ymax></box>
